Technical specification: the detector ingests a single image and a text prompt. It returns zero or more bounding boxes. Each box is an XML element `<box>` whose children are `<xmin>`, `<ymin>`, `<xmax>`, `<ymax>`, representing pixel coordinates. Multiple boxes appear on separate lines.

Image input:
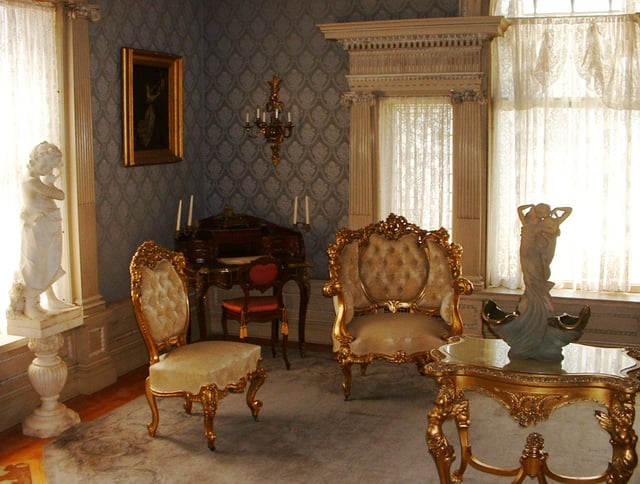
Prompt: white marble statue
<box><xmin>11</xmin><ymin>142</ymin><xmax>73</xmax><ymax>319</ymax></box>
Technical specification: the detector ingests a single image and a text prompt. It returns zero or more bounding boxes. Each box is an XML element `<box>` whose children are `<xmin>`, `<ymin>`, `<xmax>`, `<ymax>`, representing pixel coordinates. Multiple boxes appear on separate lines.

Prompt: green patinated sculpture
<box><xmin>482</xmin><ymin>203</ymin><xmax>590</xmax><ymax>361</ymax></box>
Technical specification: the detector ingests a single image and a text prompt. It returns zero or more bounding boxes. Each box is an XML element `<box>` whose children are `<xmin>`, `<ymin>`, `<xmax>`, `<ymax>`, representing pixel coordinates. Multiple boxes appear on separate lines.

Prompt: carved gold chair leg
<box><xmin>184</xmin><ymin>394</ymin><xmax>194</xmax><ymax>414</ymax></box>
<box><xmin>144</xmin><ymin>378</ymin><xmax>160</xmax><ymax>438</ymax></box>
<box><xmin>340</xmin><ymin>362</ymin><xmax>353</xmax><ymax>400</ymax></box>
<box><xmin>200</xmin><ymin>385</ymin><xmax>220</xmax><ymax>451</ymax></box>
<box><xmin>415</xmin><ymin>354</ymin><xmax>431</xmax><ymax>375</ymax></box>
<box><xmin>246</xmin><ymin>366</ymin><xmax>267</xmax><ymax>420</ymax></box>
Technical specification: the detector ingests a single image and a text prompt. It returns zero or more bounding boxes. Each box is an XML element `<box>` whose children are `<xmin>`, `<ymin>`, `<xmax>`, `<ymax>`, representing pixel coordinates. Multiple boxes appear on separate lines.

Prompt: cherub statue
<box><xmin>9</xmin><ymin>141</ymin><xmax>73</xmax><ymax>320</ymax></box>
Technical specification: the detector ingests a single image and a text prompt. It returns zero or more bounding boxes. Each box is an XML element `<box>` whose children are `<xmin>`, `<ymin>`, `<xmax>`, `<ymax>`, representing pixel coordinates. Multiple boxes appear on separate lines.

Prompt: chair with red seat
<box><xmin>221</xmin><ymin>256</ymin><xmax>290</xmax><ymax>369</ymax></box>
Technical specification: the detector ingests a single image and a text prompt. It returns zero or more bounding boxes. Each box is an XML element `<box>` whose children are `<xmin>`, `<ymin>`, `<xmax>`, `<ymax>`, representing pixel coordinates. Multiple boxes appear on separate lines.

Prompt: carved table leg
<box><xmin>295</xmin><ymin>267</ymin><xmax>310</xmax><ymax>357</ymax></box>
<box><xmin>426</xmin><ymin>376</ymin><xmax>466</xmax><ymax>483</ymax></box>
<box><xmin>512</xmin><ymin>432</ymin><xmax>549</xmax><ymax>483</ymax></box>
<box><xmin>595</xmin><ymin>391</ymin><xmax>638</xmax><ymax>483</ymax></box>
<box><xmin>195</xmin><ymin>269</ymin><xmax>210</xmax><ymax>340</ymax></box>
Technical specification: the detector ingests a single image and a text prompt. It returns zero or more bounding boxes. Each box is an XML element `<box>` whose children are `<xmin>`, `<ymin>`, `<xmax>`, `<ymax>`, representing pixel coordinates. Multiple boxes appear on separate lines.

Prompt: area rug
<box><xmin>0</xmin><ymin>462</ymin><xmax>33</xmax><ymax>484</ymax></box>
<box><xmin>44</xmin><ymin>350</ymin><xmax>635</xmax><ymax>483</ymax></box>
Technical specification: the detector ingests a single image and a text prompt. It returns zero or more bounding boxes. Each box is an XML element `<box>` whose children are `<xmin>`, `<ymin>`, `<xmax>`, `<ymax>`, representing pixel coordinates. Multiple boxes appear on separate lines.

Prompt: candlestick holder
<box><xmin>293</xmin><ymin>222</ymin><xmax>311</xmax><ymax>232</ymax></box>
<box><xmin>175</xmin><ymin>226</ymin><xmax>195</xmax><ymax>240</ymax></box>
<box><xmin>244</xmin><ymin>75</ymin><xmax>294</xmax><ymax>167</ymax></box>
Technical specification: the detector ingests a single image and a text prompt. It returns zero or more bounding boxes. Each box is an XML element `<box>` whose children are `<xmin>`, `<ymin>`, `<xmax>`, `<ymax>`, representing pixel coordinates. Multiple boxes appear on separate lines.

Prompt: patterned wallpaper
<box><xmin>90</xmin><ymin>0</ymin><xmax>457</xmax><ymax>302</ymax></box>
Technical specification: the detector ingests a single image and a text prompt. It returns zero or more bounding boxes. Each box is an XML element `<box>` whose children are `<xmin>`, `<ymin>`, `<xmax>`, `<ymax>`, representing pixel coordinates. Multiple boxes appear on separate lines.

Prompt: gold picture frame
<box><xmin>122</xmin><ymin>48</ymin><xmax>183</xmax><ymax>166</ymax></box>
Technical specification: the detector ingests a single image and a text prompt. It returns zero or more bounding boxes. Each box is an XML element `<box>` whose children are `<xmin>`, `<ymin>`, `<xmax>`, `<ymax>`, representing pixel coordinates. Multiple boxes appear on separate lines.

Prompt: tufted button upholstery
<box><xmin>323</xmin><ymin>214</ymin><xmax>473</xmax><ymax>399</ymax></box>
<box><xmin>130</xmin><ymin>241</ymin><xmax>267</xmax><ymax>450</ymax></box>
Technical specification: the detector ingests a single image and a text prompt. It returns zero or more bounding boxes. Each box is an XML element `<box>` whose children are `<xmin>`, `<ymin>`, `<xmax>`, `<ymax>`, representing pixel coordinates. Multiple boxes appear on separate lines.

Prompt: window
<box><xmin>0</xmin><ymin>1</ymin><xmax>64</xmax><ymax>334</ymax></box>
<box><xmin>378</xmin><ymin>97</ymin><xmax>453</xmax><ymax>233</ymax></box>
<box><xmin>488</xmin><ymin>0</ymin><xmax>640</xmax><ymax>293</ymax></box>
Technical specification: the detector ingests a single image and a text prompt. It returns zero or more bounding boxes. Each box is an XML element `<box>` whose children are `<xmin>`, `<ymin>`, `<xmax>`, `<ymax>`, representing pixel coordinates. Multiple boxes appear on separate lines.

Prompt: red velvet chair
<box><xmin>221</xmin><ymin>256</ymin><xmax>290</xmax><ymax>369</ymax></box>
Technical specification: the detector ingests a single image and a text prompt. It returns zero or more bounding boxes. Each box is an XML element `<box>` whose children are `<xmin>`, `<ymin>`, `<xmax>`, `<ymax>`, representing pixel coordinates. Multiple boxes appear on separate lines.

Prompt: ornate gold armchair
<box><xmin>130</xmin><ymin>240</ymin><xmax>267</xmax><ymax>450</ymax></box>
<box><xmin>323</xmin><ymin>214</ymin><xmax>473</xmax><ymax>399</ymax></box>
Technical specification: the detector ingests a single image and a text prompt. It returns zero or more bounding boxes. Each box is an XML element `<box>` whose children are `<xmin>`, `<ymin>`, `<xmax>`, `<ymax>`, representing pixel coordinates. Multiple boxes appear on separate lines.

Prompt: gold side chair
<box><xmin>130</xmin><ymin>240</ymin><xmax>267</xmax><ymax>450</ymax></box>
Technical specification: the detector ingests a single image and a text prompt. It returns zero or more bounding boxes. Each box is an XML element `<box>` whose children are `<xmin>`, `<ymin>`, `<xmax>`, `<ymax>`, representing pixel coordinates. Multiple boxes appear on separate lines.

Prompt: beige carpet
<box><xmin>43</xmin><ymin>350</ymin><xmax>638</xmax><ymax>483</ymax></box>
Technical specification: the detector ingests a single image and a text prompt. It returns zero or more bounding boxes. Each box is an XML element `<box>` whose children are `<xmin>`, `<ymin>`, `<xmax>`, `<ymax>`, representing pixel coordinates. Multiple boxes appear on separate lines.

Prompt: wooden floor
<box><xmin>0</xmin><ymin>365</ymin><xmax>148</xmax><ymax>484</ymax></box>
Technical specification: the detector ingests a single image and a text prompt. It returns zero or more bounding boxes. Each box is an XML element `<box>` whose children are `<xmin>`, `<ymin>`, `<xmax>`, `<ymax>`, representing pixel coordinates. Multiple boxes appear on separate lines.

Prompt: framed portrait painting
<box><xmin>122</xmin><ymin>48</ymin><xmax>183</xmax><ymax>166</ymax></box>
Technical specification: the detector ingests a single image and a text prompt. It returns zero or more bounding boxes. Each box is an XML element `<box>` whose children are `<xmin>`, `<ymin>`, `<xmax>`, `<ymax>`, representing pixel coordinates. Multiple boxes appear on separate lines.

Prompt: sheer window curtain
<box><xmin>488</xmin><ymin>2</ymin><xmax>640</xmax><ymax>292</ymax></box>
<box><xmin>378</xmin><ymin>97</ymin><xmax>453</xmax><ymax>233</ymax></box>
<box><xmin>0</xmin><ymin>1</ymin><xmax>61</xmax><ymax>333</ymax></box>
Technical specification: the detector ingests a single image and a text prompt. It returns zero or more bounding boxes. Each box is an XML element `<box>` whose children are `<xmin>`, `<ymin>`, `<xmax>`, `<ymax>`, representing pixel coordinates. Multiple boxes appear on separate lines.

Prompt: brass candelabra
<box><xmin>244</xmin><ymin>75</ymin><xmax>294</xmax><ymax>167</ymax></box>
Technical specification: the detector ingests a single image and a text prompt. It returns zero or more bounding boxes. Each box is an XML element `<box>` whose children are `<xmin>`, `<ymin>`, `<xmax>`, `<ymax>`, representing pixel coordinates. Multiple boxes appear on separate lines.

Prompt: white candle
<box><xmin>287</xmin><ymin>112</ymin><xmax>291</xmax><ymax>123</ymax></box>
<box><xmin>305</xmin><ymin>196</ymin><xmax>310</xmax><ymax>225</ymax></box>
<box><xmin>245</xmin><ymin>112</ymin><xmax>249</xmax><ymax>124</ymax></box>
<box><xmin>275</xmin><ymin>108</ymin><xmax>279</xmax><ymax>119</ymax></box>
<box><xmin>256</xmin><ymin>107</ymin><xmax>260</xmax><ymax>119</ymax></box>
<box><xmin>187</xmin><ymin>194</ymin><xmax>194</xmax><ymax>226</ymax></box>
<box><xmin>293</xmin><ymin>196</ymin><xmax>298</xmax><ymax>225</ymax></box>
<box><xmin>176</xmin><ymin>199</ymin><xmax>182</xmax><ymax>231</ymax></box>
<box><xmin>262</xmin><ymin>112</ymin><xmax>266</xmax><ymax>122</ymax></box>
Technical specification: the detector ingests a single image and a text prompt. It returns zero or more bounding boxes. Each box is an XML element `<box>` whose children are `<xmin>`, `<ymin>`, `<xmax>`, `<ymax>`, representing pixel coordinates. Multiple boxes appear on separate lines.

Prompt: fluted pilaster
<box><xmin>62</xmin><ymin>2</ymin><xmax>105</xmax><ymax>314</ymax></box>
<box><xmin>60</xmin><ymin>0</ymin><xmax>117</xmax><ymax>394</ymax></box>
<box><xmin>451</xmin><ymin>90</ymin><xmax>487</xmax><ymax>284</ymax></box>
<box><xmin>341</xmin><ymin>92</ymin><xmax>377</xmax><ymax>229</ymax></box>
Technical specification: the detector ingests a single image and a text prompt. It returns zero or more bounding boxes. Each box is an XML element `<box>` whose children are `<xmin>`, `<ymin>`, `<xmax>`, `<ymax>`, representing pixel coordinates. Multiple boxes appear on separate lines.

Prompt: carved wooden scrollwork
<box><xmin>64</xmin><ymin>2</ymin><xmax>101</xmax><ymax>22</ymax></box>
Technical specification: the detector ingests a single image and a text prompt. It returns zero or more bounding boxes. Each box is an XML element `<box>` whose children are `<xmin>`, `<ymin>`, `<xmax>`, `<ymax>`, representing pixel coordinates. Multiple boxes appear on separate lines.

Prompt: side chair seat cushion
<box><xmin>222</xmin><ymin>296</ymin><xmax>280</xmax><ymax>314</ymax></box>
<box><xmin>347</xmin><ymin>312</ymin><xmax>447</xmax><ymax>356</ymax></box>
<box><xmin>149</xmin><ymin>341</ymin><xmax>262</xmax><ymax>394</ymax></box>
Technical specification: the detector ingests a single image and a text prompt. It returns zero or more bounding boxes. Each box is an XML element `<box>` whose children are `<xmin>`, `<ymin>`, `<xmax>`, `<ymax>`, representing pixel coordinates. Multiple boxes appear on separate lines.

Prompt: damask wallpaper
<box><xmin>90</xmin><ymin>0</ymin><xmax>457</xmax><ymax>302</ymax></box>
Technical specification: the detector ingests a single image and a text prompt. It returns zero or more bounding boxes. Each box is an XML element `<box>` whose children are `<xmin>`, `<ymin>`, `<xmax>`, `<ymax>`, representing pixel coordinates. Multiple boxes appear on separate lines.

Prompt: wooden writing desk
<box><xmin>424</xmin><ymin>336</ymin><xmax>640</xmax><ymax>483</ymax></box>
<box><xmin>175</xmin><ymin>208</ymin><xmax>311</xmax><ymax>355</ymax></box>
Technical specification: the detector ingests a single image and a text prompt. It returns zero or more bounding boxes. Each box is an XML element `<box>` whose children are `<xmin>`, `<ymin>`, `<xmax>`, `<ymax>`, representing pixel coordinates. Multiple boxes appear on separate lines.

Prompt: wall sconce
<box><xmin>244</xmin><ymin>75</ymin><xmax>294</xmax><ymax>167</ymax></box>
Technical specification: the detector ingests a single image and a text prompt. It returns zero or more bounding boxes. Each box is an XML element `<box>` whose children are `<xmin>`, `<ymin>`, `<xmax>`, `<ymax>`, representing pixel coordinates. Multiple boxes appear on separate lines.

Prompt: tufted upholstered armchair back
<box><xmin>323</xmin><ymin>213</ymin><xmax>473</xmax><ymax>399</ymax></box>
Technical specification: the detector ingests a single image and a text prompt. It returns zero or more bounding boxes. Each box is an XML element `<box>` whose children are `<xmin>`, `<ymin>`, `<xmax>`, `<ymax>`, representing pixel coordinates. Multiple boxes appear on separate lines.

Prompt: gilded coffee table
<box><xmin>424</xmin><ymin>336</ymin><xmax>640</xmax><ymax>483</ymax></box>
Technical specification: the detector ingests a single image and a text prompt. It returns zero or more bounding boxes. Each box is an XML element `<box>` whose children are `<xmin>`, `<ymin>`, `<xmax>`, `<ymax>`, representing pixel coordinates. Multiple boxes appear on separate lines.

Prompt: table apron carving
<box><xmin>424</xmin><ymin>338</ymin><xmax>640</xmax><ymax>483</ymax></box>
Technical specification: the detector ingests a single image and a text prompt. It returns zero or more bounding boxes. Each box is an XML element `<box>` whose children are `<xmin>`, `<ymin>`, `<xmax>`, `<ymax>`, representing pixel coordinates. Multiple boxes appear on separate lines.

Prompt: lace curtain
<box><xmin>378</xmin><ymin>97</ymin><xmax>453</xmax><ymax>233</ymax></box>
<box><xmin>0</xmin><ymin>1</ymin><xmax>60</xmax><ymax>332</ymax></box>
<box><xmin>488</xmin><ymin>3</ymin><xmax>640</xmax><ymax>292</ymax></box>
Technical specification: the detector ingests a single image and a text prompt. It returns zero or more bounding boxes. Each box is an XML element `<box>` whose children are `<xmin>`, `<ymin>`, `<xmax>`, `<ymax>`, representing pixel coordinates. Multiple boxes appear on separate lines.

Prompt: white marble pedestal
<box><xmin>7</xmin><ymin>306</ymin><xmax>83</xmax><ymax>438</ymax></box>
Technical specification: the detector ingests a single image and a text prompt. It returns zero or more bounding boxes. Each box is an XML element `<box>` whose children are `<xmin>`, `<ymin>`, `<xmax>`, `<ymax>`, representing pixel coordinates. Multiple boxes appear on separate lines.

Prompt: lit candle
<box><xmin>176</xmin><ymin>199</ymin><xmax>182</xmax><ymax>232</ymax></box>
<box><xmin>305</xmin><ymin>196</ymin><xmax>310</xmax><ymax>225</ymax></box>
<box><xmin>293</xmin><ymin>196</ymin><xmax>298</xmax><ymax>225</ymax></box>
<box><xmin>187</xmin><ymin>194</ymin><xmax>194</xmax><ymax>226</ymax></box>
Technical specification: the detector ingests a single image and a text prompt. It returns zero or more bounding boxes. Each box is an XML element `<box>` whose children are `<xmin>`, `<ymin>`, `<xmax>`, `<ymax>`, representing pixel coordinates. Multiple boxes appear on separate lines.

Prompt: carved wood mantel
<box><xmin>318</xmin><ymin>17</ymin><xmax>509</xmax><ymax>286</ymax></box>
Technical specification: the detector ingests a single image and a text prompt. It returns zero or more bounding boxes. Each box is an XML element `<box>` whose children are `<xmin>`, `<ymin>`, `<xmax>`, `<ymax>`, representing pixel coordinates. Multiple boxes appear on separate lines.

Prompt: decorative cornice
<box><xmin>340</xmin><ymin>91</ymin><xmax>376</xmax><ymax>107</ymax></box>
<box><xmin>64</xmin><ymin>2</ymin><xmax>101</xmax><ymax>22</ymax></box>
<box><xmin>451</xmin><ymin>89</ymin><xmax>487</xmax><ymax>104</ymax></box>
<box><xmin>318</xmin><ymin>16</ymin><xmax>509</xmax><ymax>46</ymax></box>
<box><xmin>337</xmin><ymin>33</ymin><xmax>491</xmax><ymax>52</ymax></box>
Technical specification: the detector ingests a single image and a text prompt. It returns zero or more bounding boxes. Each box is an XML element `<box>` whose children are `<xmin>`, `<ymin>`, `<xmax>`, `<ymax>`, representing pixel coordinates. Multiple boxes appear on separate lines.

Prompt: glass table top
<box><xmin>437</xmin><ymin>336</ymin><xmax>640</xmax><ymax>378</ymax></box>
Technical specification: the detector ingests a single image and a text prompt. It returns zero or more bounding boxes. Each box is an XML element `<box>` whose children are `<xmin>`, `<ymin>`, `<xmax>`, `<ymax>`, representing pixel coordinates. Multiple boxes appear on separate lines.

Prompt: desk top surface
<box><xmin>434</xmin><ymin>336</ymin><xmax>640</xmax><ymax>379</ymax></box>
